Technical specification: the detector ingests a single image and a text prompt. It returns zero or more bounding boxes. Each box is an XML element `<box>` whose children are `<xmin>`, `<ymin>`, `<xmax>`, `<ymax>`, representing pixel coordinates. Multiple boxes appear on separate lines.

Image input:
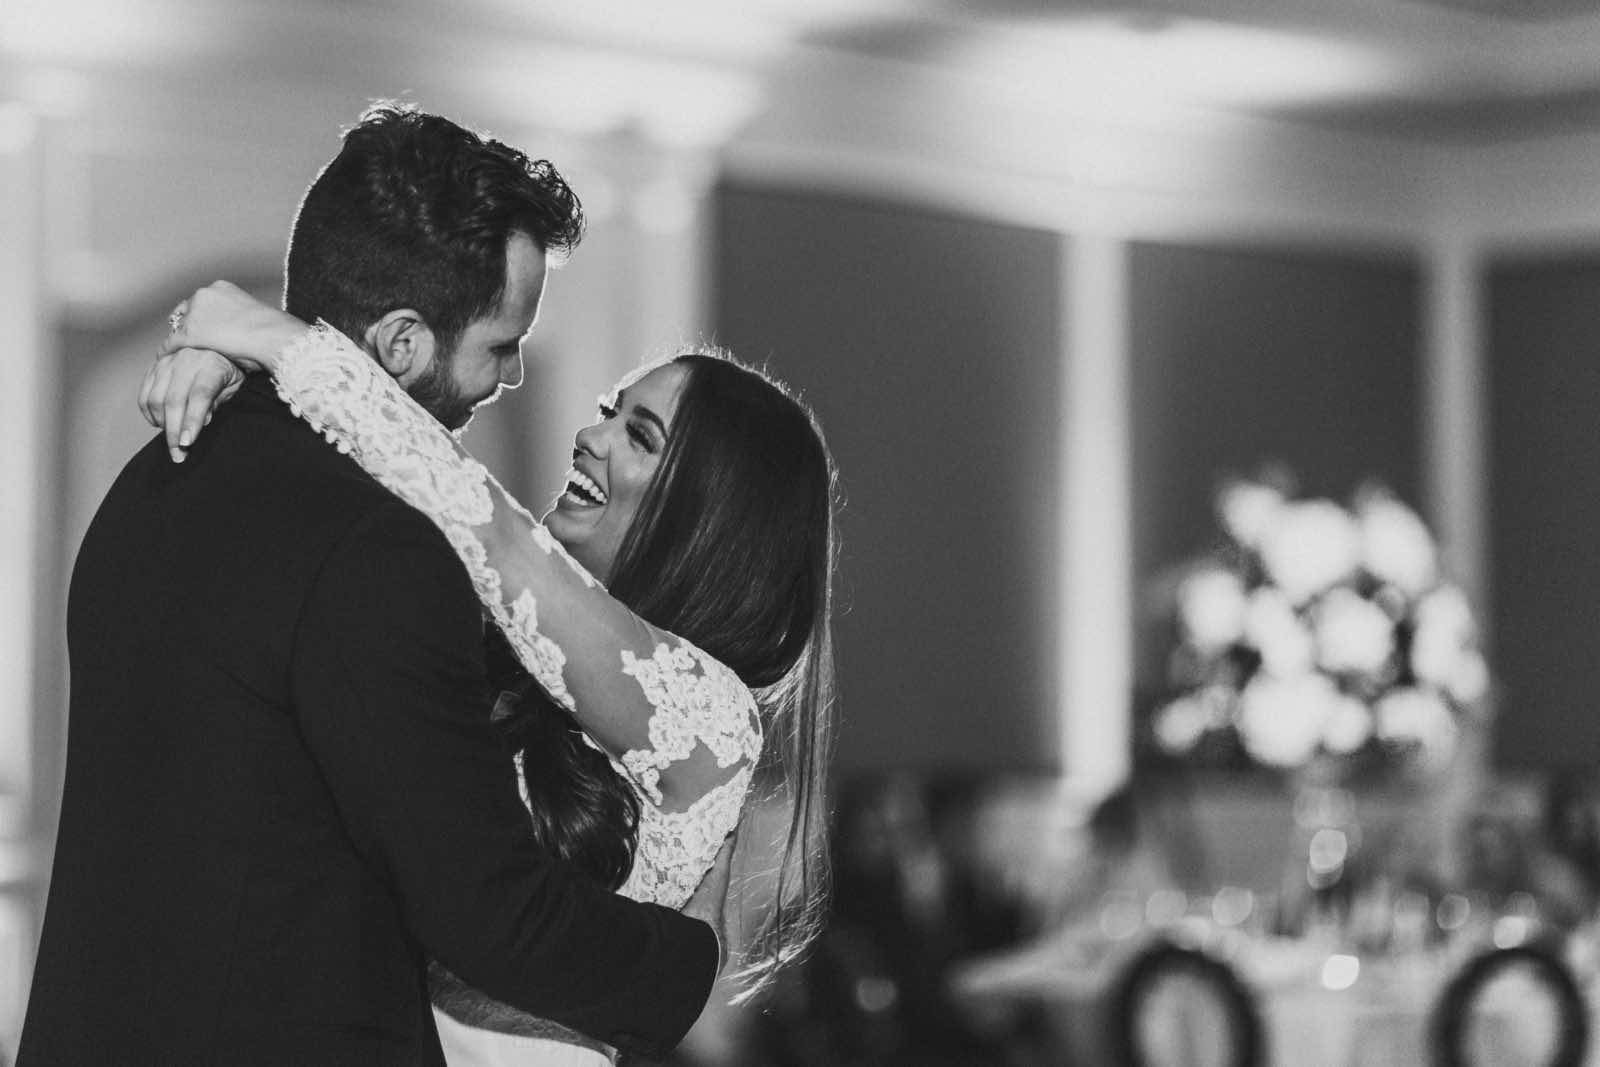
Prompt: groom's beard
<box><xmin>408</xmin><ymin>355</ymin><xmax>475</xmax><ymax>431</ymax></box>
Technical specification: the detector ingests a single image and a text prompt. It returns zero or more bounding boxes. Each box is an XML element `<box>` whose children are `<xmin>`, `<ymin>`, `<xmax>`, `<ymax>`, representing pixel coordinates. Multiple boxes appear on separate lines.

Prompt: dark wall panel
<box><xmin>1487</xmin><ymin>255</ymin><xmax>1600</xmax><ymax>770</ymax></box>
<box><xmin>714</xmin><ymin>184</ymin><xmax>1064</xmax><ymax>775</ymax></box>
<box><xmin>1128</xmin><ymin>242</ymin><xmax>1424</xmax><ymax>688</ymax></box>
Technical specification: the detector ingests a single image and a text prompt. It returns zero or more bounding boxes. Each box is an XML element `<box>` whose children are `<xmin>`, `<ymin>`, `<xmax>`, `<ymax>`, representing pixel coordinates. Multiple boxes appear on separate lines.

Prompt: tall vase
<box><xmin>1283</xmin><ymin>757</ymin><xmax>1362</xmax><ymax>940</ymax></box>
<box><xmin>1283</xmin><ymin>742</ymin><xmax>1475</xmax><ymax>952</ymax></box>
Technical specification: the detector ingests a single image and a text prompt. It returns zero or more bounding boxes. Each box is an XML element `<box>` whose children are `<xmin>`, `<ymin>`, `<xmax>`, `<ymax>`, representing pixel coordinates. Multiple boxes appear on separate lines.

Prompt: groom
<box><xmin>20</xmin><ymin>104</ymin><xmax>719</xmax><ymax>1065</ymax></box>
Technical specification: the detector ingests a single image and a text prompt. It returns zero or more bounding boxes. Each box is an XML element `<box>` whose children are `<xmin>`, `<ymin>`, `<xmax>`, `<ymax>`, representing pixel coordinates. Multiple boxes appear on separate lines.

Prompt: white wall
<box><xmin>727</xmin><ymin>54</ymin><xmax>1477</xmax><ymax>797</ymax></box>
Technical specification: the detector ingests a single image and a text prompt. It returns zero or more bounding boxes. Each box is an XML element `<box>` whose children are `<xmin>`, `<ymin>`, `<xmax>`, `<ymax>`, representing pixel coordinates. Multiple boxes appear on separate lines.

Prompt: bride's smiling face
<box><xmin>543</xmin><ymin>362</ymin><xmax>689</xmax><ymax>583</ymax></box>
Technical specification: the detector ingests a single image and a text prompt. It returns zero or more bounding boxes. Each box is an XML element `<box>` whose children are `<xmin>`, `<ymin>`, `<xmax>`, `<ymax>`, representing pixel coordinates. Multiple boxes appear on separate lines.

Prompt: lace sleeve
<box><xmin>273</xmin><ymin>324</ymin><xmax>763</xmax><ymax>850</ymax></box>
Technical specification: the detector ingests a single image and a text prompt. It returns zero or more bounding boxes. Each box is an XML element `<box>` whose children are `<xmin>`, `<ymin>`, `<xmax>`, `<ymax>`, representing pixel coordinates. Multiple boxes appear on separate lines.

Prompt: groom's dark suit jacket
<box><xmin>19</xmin><ymin>376</ymin><xmax>716</xmax><ymax>1066</ymax></box>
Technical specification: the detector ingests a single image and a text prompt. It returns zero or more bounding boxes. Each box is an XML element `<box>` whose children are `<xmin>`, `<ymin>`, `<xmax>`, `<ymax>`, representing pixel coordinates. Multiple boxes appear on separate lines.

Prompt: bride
<box><xmin>144</xmin><ymin>282</ymin><xmax>838</xmax><ymax>1065</ymax></box>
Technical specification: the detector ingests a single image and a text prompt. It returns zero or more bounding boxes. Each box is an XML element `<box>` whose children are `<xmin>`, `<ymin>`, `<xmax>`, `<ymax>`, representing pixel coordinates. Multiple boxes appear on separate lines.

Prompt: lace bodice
<box><xmin>274</xmin><ymin>323</ymin><xmax>762</xmax><ymax>909</ymax></box>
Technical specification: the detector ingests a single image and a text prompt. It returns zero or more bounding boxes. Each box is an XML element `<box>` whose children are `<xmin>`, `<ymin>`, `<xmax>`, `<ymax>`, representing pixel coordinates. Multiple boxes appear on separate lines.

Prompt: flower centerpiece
<box><xmin>1151</xmin><ymin>477</ymin><xmax>1488</xmax><ymax>777</ymax></box>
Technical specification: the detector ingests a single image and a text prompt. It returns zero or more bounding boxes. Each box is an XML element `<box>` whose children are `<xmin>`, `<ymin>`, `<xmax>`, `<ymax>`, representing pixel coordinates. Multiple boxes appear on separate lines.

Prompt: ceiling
<box><xmin>8</xmin><ymin>0</ymin><xmax>1600</xmax><ymax>142</ymax></box>
<box><xmin>797</xmin><ymin>0</ymin><xmax>1600</xmax><ymax>138</ymax></box>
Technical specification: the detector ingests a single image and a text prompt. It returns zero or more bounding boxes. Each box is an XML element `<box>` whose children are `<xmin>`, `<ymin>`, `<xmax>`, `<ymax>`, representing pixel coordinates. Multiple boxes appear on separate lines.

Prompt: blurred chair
<box><xmin>1427</xmin><ymin>940</ymin><xmax>1589</xmax><ymax>1067</ymax></box>
<box><xmin>1106</xmin><ymin>939</ymin><xmax>1264</xmax><ymax>1067</ymax></box>
<box><xmin>750</xmin><ymin>772</ymin><xmax>1043</xmax><ymax>1065</ymax></box>
<box><xmin>1541</xmin><ymin>773</ymin><xmax>1600</xmax><ymax>923</ymax></box>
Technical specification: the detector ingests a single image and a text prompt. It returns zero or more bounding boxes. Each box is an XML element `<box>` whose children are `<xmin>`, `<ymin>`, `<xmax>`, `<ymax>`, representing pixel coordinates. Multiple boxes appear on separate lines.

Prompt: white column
<box><xmin>1419</xmin><ymin>235</ymin><xmax>1490</xmax><ymax>880</ymax></box>
<box><xmin>0</xmin><ymin>99</ymin><xmax>48</xmax><ymax>1061</ymax></box>
<box><xmin>0</xmin><ymin>104</ymin><xmax>46</xmax><ymax>836</ymax></box>
<box><xmin>621</xmin><ymin>147</ymin><xmax>718</xmax><ymax>360</ymax></box>
<box><xmin>1059</xmin><ymin>232</ymin><xmax>1133</xmax><ymax>794</ymax></box>
<box><xmin>1421</xmin><ymin>236</ymin><xmax>1487</xmax><ymax>615</ymax></box>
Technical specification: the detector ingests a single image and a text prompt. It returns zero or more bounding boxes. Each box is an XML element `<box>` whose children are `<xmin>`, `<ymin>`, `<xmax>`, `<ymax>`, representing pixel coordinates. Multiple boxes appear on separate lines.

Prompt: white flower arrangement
<box><xmin>1153</xmin><ymin>477</ymin><xmax>1487</xmax><ymax>773</ymax></box>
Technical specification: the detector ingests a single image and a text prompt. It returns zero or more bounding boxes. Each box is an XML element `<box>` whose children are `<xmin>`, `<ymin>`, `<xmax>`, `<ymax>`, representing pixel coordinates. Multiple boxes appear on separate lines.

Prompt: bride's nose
<box><xmin>574</xmin><ymin>421</ymin><xmax>603</xmax><ymax>457</ymax></box>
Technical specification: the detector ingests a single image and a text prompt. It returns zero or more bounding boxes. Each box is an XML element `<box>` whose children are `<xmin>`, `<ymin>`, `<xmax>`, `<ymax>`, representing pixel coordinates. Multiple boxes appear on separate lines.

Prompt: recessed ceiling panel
<box><xmin>1404</xmin><ymin>0</ymin><xmax>1600</xmax><ymax>22</ymax></box>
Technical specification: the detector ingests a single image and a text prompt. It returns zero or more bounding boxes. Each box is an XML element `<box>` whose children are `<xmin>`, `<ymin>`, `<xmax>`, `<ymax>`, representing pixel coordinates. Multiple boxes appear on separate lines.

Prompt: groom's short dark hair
<box><xmin>284</xmin><ymin>101</ymin><xmax>583</xmax><ymax>355</ymax></box>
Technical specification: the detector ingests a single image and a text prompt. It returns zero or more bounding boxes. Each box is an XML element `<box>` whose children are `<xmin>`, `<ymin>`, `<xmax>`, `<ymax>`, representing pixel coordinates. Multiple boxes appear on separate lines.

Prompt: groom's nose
<box><xmin>499</xmin><ymin>353</ymin><xmax>525</xmax><ymax>390</ymax></box>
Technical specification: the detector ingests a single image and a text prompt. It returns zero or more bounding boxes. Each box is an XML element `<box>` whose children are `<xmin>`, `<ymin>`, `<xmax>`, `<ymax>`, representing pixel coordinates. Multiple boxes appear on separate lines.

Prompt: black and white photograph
<box><xmin>7</xmin><ymin>2</ymin><xmax>1600</xmax><ymax>1064</ymax></box>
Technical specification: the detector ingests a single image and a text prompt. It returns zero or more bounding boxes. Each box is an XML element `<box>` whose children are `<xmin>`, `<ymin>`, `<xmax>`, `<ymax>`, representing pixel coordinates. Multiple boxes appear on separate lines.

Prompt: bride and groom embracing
<box><xmin>19</xmin><ymin>102</ymin><xmax>837</xmax><ymax>1066</ymax></box>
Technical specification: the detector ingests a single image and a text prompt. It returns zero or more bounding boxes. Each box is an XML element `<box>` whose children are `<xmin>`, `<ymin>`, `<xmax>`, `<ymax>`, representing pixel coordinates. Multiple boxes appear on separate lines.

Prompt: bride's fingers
<box><xmin>160</xmin><ymin>283</ymin><xmax>236</xmax><ymax>357</ymax></box>
<box><xmin>144</xmin><ymin>357</ymin><xmax>176</xmax><ymax>431</ymax></box>
<box><xmin>160</xmin><ymin>351</ymin><xmax>238</xmax><ymax>461</ymax></box>
<box><xmin>163</xmin><ymin>357</ymin><xmax>197</xmax><ymax>461</ymax></box>
<box><xmin>137</xmin><ymin>362</ymin><xmax>161</xmax><ymax>427</ymax></box>
<box><xmin>158</xmin><ymin>315</ymin><xmax>197</xmax><ymax>361</ymax></box>
<box><xmin>163</xmin><ymin>351</ymin><xmax>219</xmax><ymax>461</ymax></box>
<box><xmin>177</xmin><ymin>363</ymin><xmax>227</xmax><ymax>453</ymax></box>
<box><xmin>157</xmin><ymin>329</ymin><xmax>183</xmax><ymax>361</ymax></box>
<box><xmin>159</xmin><ymin>291</ymin><xmax>206</xmax><ymax>358</ymax></box>
<box><xmin>160</xmin><ymin>302</ymin><xmax>185</xmax><ymax>359</ymax></box>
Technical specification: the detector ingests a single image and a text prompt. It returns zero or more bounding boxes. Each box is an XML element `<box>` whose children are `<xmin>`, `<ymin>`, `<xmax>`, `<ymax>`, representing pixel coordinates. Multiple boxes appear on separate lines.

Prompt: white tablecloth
<box><xmin>950</xmin><ymin>930</ymin><xmax>1599</xmax><ymax>1066</ymax></box>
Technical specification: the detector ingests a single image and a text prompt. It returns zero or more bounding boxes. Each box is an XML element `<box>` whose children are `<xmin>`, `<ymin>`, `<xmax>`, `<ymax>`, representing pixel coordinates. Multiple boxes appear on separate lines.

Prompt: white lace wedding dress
<box><xmin>272</xmin><ymin>323</ymin><xmax>764</xmax><ymax>1065</ymax></box>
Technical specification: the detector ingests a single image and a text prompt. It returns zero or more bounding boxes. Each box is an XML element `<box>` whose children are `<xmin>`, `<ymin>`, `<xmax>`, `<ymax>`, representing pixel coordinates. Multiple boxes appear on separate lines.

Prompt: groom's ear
<box><xmin>365</xmin><ymin>310</ymin><xmax>438</xmax><ymax>386</ymax></box>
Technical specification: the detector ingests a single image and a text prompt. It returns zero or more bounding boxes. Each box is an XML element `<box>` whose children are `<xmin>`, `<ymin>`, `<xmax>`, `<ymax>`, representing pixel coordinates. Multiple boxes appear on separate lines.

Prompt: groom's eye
<box><xmin>597</xmin><ymin>400</ymin><xmax>619</xmax><ymax>419</ymax></box>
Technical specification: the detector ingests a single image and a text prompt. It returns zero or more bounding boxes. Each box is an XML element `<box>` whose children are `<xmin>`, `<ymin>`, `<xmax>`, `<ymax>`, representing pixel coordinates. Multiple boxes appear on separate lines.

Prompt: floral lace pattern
<box><xmin>619</xmin><ymin>642</ymin><xmax>764</xmax><ymax>806</ymax></box>
<box><xmin>621</xmin><ymin>769</ymin><xmax>753</xmax><ymax>907</ymax></box>
<box><xmin>506</xmin><ymin>589</ymin><xmax>571</xmax><ymax>711</ymax></box>
<box><xmin>614</xmin><ymin>641</ymin><xmax>764</xmax><ymax>905</ymax></box>
<box><xmin>272</xmin><ymin>322</ymin><xmax>761</xmax><ymax>914</ymax></box>
<box><xmin>278</xmin><ymin>323</ymin><xmax>495</xmax><ymax>527</ymax></box>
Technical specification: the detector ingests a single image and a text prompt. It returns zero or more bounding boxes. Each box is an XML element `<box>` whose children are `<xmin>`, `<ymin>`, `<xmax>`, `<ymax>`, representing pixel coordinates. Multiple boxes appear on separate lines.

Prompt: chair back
<box><xmin>1428</xmin><ymin>940</ymin><xmax>1589</xmax><ymax>1067</ymax></box>
<box><xmin>1107</xmin><ymin>938</ymin><xmax>1265</xmax><ymax>1067</ymax></box>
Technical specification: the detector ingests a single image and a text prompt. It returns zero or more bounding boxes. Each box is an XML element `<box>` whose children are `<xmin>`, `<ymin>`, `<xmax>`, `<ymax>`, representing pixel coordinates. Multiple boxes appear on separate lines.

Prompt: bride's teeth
<box><xmin>565</xmin><ymin>469</ymin><xmax>607</xmax><ymax>505</ymax></box>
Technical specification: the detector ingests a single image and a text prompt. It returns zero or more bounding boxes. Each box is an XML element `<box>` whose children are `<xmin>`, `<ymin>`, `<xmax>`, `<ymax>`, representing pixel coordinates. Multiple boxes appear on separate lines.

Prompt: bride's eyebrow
<box><xmin>629</xmin><ymin>402</ymin><xmax>669</xmax><ymax>438</ymax></box>
<box><xmin>611</xmin><ymin>386</ymin><xmax>670</xmax><ymax>439</ymax></box>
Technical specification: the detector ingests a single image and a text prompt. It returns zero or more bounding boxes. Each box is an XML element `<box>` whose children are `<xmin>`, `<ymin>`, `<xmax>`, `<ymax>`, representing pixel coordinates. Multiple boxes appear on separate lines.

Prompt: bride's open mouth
<box><xmin>561</xmin><ymin>467</ymin><xmax>607</xmax><ymax>507</ymax></box>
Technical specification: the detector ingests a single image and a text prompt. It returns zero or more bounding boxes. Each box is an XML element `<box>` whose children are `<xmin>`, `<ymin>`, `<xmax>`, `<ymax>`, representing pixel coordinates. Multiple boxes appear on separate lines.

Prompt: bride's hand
<box><xmin>681</xmin><ymin>833</ymin><xmax>737</xmax><ymax>971</ymax></box>
<box><xmin>142</xmin><ymin>281</ymin><xmax>310</xmax><ymax>462</ymax></box>
<box><xmin>157</xmin><ymin>280</ymin><xmax>307</xmax><ymax>375</ymax></box>
<box><xmin>138</xmin><ymin>347</ymin><xmax>245</xmax><ymax>463</ymax></box>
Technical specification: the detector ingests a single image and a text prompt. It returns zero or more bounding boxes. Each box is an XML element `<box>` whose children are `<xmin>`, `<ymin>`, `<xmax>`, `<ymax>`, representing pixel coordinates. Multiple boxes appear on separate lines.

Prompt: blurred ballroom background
<box><xmin>12</xmin><ymin>1</ymin><xmax>1600</xmax><ymax>1063</ymax></box>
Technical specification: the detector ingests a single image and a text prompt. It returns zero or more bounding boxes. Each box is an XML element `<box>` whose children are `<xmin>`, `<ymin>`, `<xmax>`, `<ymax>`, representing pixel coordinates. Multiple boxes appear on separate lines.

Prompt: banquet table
<box><xmin>949</xmin><ymin>924</ymin><xmax>1600</xmax><ymax>1066</ymax></box>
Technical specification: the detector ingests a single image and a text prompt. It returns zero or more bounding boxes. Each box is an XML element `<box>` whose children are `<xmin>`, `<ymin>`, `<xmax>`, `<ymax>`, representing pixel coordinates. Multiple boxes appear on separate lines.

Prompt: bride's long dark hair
<box><xmin>506</xmin><ymin>349</ymin><xmax>838</xmax><ymax>995</ymax></box>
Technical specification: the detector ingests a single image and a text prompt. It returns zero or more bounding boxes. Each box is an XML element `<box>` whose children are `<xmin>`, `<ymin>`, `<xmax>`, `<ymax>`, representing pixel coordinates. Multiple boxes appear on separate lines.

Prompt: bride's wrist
<box><xmin>254</xmin><ymin>318</ymin><xmax>312</xmax><ymax>373</ymax></box>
